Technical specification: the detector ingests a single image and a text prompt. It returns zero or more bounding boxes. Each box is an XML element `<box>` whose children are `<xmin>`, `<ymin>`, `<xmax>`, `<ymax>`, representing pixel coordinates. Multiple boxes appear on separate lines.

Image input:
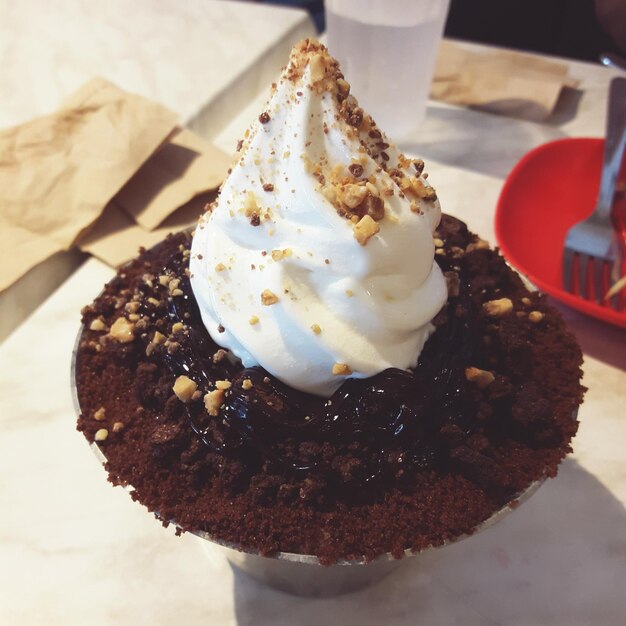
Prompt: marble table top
<box><xmin>1</xmin><ymin>21</ymin><xmax>626</xmax><ymax>626</ymax></box>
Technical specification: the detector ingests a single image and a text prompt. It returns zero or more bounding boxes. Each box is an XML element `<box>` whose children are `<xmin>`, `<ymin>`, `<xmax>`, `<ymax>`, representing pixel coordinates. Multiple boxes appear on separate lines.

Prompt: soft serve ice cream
<box><xmin>190</xmin><ymin>40</ymin><xmax>447</xmax><ymax>396</ymax></box>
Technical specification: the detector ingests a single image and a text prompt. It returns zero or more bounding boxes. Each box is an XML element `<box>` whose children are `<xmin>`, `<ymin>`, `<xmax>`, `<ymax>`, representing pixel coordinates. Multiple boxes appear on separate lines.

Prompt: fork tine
<box><xmin>562</xmin><ymin>248</ymin><xmax>575</xmax><ymax>293</ymax></box>
<box><xmin>593</xmin><ymin>259</ymin><xmax>605</xmax><ymax>304</ymax></box>
<box><xmin>578</xmin><ymin>254</ymin><xmax>589</xmax><ymax>299</ymax></box>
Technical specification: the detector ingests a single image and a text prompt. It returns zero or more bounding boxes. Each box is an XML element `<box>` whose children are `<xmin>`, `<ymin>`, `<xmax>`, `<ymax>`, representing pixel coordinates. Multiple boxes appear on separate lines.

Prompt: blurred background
<box><xmin>252</xmin><ymin>0</ymin><xmax>626</xmax><ymax>62</ymax></box>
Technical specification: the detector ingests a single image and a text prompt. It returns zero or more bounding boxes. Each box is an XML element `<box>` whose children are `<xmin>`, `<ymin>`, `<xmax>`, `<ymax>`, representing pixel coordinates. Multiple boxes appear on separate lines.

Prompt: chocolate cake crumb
<box><xmin>75</xmin><ymin>217</ymin><xmax>584</xmax><ymax>564</ymax></box>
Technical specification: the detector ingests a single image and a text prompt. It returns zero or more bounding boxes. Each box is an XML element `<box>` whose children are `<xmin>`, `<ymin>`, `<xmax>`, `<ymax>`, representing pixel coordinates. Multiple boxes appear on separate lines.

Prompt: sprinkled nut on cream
<box><xmin>190</xmin><ymin>39</ymin><xmax>447</xmax><ymax>396</ymax></box>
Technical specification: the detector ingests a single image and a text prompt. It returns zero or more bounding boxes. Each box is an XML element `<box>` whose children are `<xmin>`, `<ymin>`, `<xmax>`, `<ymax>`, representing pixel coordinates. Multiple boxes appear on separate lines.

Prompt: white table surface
<box><xmin>2</xmin><ymin>19</ymin><xmax>626</xmax><ymax>626</ymax></box>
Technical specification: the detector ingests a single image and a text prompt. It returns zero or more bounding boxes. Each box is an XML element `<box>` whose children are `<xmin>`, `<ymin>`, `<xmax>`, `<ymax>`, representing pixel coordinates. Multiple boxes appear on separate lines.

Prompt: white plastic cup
<box><xmin>326</xmin><ymin>0</ymin><xmax>451</xmax><ymax>139</ymax></box>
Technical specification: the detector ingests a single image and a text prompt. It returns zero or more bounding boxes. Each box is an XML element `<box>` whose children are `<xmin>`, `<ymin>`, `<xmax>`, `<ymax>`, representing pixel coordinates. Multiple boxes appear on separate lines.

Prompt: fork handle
<box><xmin>597</xmin><ymin>77</ymin><xmax>626</xmax><ymax>221</ymax></box>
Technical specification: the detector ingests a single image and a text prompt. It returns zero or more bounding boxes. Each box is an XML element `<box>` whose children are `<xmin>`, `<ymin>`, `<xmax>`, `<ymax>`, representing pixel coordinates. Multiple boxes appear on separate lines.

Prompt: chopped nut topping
<box><xmin>152</xmin><ymin>331</ymin><xmax>166</xmax><ymax>345</ymax></box>
<box><xmin>204</xmin><ymin>389</ymin><xmax>225</xmax><ymax>416</ymax></box>
<box><xmin>521</xmin><ymin>297</ymin><xmax>532</xmax><ymax>306</ymax></box>
<box><xmin>215</xmin><ymin>263</ymin><xmax>227</xmax><ymax>272</ymax></box>
<box><xmin>215</xmin><ymin>380</ymin><xmax>232</xmax><ymax>390</ymax></box>
<box><xmin>213</xmin><ymin>349</ymin><xmax>228</xmax><ymax>363</ymax></box>
<box><xmin>94</xmin><ymin>428</ymin><xmax>109</xmax><ymax>442</ymax></box>
<box><xmin>171</xmin><ymin>322</ymin><xmax>185</xmax><ymax>334</ymax></box>
<box><xmin>465</xmin><ymin>367</ymin><xmax>495</xmax><ymax>388</ymax></box>
<box><xmin>261</xmin><ymin>289</ymin><xmax>279</xmax><ymax>305</ymax></box>
<box><xmin>242</xmin><ymin>379</ymin><xmax>254</xmax><ymax>391</ymax></box>
<box><xmin>158</xmin><ymin>274</ymin><xmax>171</xmax><ymax>287</ymax></box>
<box><xmin>332</xmin><ymin>363</ymin><xmax>352</xmax><ymax>376</ymax></box>
<box><xmin>309</xmin><ymin>52</ymin><xmax>327</xmax><ymax>83</ymax></box>
<box><xmin>249</xmin><ymin>315</ymin><xmax>260</xmax><ymax>325</ymax></box>
<box><xmin>108</xmin><ymin>317</ymin><xmax>135</xmax><ymax>343</ymax></box>
<box><xmin>112</xmin><ymin>422</ymin><xmax>124</xmax><ymax>433</ymax></box>
<box><xmin>311</xmin><ymin>324</ymin><xmax>321</xmax><ymax>334</ymax></box>
<box><xmin>339</xmin><ymin>183</ymin><xmax>368</xmax><ymax>209</ymax></box>
<box><xmin>528</xmin><ymin>311</ymin><xmax>544</xmax><ymax>323</ymax></box>
<box><xmin>365</xmin><ymin>181</ymin><xmax>379</xmax><ymax>197</ymax></box>
<box><xmin>93</xmin><ymin>407</ymin><xmax>106</xmax><ymax>421</ymax></box>
<box><xmin>433</xmin><ymin>238</ymin><xmax>444</xmax><ymax>248</ymax></box>
<box><xmin>89</xmin><ymin>318</ymin><xmax>107</xmax><ymax>332</ymax></box>
<box><xmin>353</xmin><ymin>214</ymin><xmax>380</xmax><ymax>245</ymax></box>
<box><xmin>271</xmin><ymin>248</ymin><xmax>292</xmax><ymax>261</ymax></box>
<box><xmin>125</xmin><ymin>301</ymin><xmax>141</xmax><ymax>314</ymax></box>
<box><xmin>173</xmin><ymin>375</ymin><xmax>198</xmax><ymax>403</ymax></box>
<box><xmin>483</xmin><ymin>298</ymin><xmax>514</xmax><ymax>317</ymax></box>
<box><xmin>262</xmin><ymin>183</ymin><xmax>274</xmax><ymax>192</ymax></box>
<box><xmin>259</xmin><ymin>111</ymin><xmax>271</xmax><ymax>124</ymax></box>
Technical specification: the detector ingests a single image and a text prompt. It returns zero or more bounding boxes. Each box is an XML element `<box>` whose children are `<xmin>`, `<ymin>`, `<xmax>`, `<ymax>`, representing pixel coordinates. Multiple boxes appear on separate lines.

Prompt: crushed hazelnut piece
<box><xmin>215</xmin><ymin>263</ymin><xmax>227</xmax><ymax>272</ymax></box>
<box><xmin>213</xmin><ymin>349</ymin><xmax>228</xmax><ymax>363</ymax></box>
<box><xmin>483</xmin><ymin>298</ymin><xmax>514</xmax><ymax>317</ymax></box>
<box><xmin>353</xmin><ymin>214</ymin><xmax>380</xmax><ymax>245</ymax></box>
<box><xmin>433</xmin><ymin>238</ymin><xmax>444</xmax><ymax>248</ymax></box>
<box><xmin>521</xmin><ymin>297</ymin><xmax>532</xmax><ymax>306</ymax></box>
<box><xmin>158</xmin><ymin>275</ymin><xmax>171</xmax><ymax>287</ymax></box>
<box><xmin>152</xmin><ymin>331</ymin><xmax>166</xmax><ymax>345</ymax></box>
<box><xmin>242</xmin><ymin>379</ymin><xmax>254</xmax><ymax>391</ymax></box>
<box><xmin>93</xmin><ymin>407</ymin><xmax>106</xmax><ymax>421</ymax></box>
<box><xmin>89</xmin><ymin>318</ymin><xmax>107</xmax><ymax>332</ymax></box>
<box><xmin>261</xmin><ymin>289</ymin><xmax>279</xmax><ymax>305</ymax></box>
<box><xmin>204</xmin><ymin>389</ymin><xmax>225</xmax><ymax>416</ymax></box>
<box><xmin>249</xmin><ymin>315</ymin><xmax>260</xmax><ymax>325</ymax></box>
<box><xmin>215</xmin><ymin>380</ymin><xmax>232</xmax><ymax>390</ymax></box>
<box><xmin>332</xmin><ymin>363</ymin><xmax>352</xmax><ymax>376</ymax></box>
<box><xmin>171</xmin><ymin>322</ymin><xmax>185</xmax><ymax>334</ymax></box>
<box><xmin>339</xmin><ymin>183</ymin><xmax>368</xmax><ymax>209</ymax></box>
<box><xmin>365</xmin><ymin>181</ymin><xmax>379</xmax><ymax>197</ymax></box>
<box><xmin>271</xmin><ymin>248</ymin><xmax>292</xmax><ymax>261</ymax></box>
<box><xmin>173</xmin><ymin>375</ymin><xmax>198</xmax><ymax>403</ymax></box>
<box><xmin>94</xmin><ymin>428</ymin><xmax>109</xmax><ymax>442</ymax></box>
<box><xmin>309</xmin><ymin>52</ymin><xmax>326</xmax><ymax>83</ymax></box>
<box><xmin>529</xmin><ymin>311</ymin><xmax>544</xmax><ymax>323</ymax></box>
<box><xmin>465</xmin><ymin>367</ymin><xmax>495</xmax><ymax>388</ymax></box>
<box><xmin>108</xmin><ymin>317</ymin><xmax>135</xmax><ymax>343</ymax></box>
<box><xmin>311</xmin><ymin>324</ymin><xmax>321</xmax><ymax>334</ymax></box>
<box><xmin>112</xmin><ymin>422</ymin><xmax>124</xmax><ymax>433</ymax></box>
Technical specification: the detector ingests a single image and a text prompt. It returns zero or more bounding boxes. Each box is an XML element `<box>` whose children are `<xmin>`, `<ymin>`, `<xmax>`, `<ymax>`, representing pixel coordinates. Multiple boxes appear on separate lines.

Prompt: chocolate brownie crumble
<box><xmin>75</xmin><ymin>215</ymin><xmax>584</xmax><ymax>564</ymax></box>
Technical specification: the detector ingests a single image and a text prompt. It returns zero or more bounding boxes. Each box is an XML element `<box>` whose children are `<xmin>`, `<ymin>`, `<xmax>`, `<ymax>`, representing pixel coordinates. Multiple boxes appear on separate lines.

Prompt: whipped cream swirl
<box><xmin>190</xmin><ymin>40</ymin><xmax>447</xmax><ymax>396</ymax></box>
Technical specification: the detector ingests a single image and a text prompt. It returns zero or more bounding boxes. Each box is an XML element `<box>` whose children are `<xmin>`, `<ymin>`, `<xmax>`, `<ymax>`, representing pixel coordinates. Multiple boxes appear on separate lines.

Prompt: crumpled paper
<box><xmin>0</xmin><ymin>78</ymin><xmax>230</xmax><ymax>292</ymax></box>
<box><xmin>432</xmin><ymin>40</ymin><xmax>580</xmax><ymax>122</ymax></box>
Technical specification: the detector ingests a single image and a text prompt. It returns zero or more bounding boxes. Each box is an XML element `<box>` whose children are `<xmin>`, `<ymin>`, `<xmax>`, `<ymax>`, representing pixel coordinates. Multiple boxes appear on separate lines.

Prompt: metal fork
<box><xmin>563</xmin><ymin>77</ymin><xmax>626</xmax><ymax>308</ymax></box>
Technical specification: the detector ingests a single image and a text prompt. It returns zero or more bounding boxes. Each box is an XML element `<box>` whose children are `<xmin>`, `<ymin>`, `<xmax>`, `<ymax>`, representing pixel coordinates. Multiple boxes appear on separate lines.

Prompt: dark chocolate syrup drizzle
<box><xmin>141</xmin><ymin>226</ymin><xmax>487</xmax><ymax>488</ymax></box>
